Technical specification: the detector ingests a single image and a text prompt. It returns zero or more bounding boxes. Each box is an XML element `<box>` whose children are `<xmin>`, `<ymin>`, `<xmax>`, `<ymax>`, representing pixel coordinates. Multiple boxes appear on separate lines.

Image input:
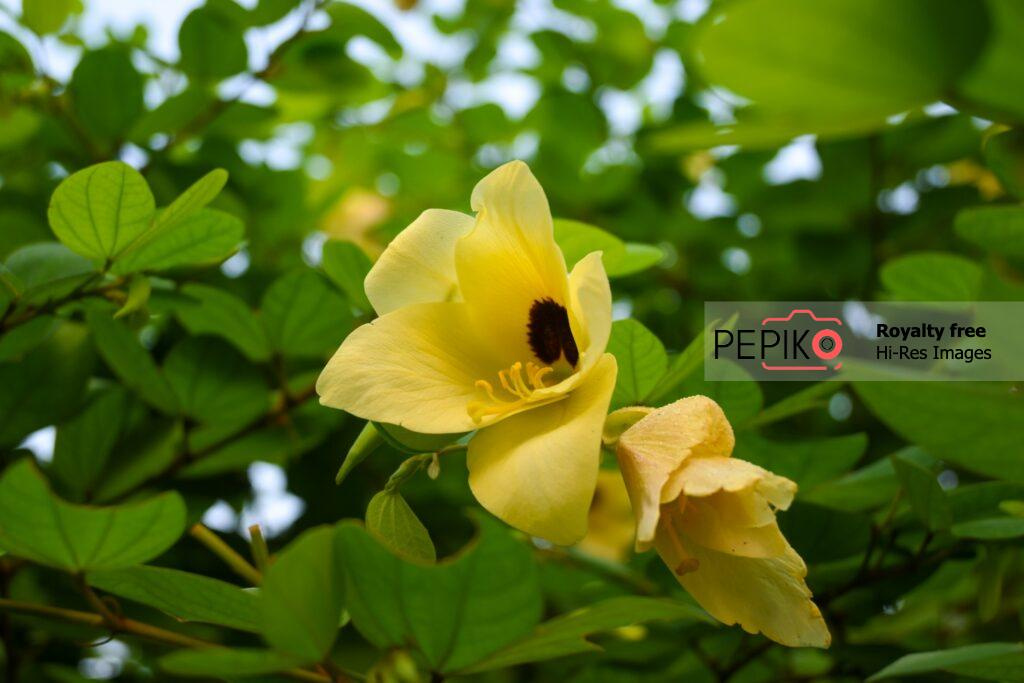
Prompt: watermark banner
<box><xmin>705</xmin><ymin>301</ymin><xmax>1024</xmax><ymax>381</ymax></box>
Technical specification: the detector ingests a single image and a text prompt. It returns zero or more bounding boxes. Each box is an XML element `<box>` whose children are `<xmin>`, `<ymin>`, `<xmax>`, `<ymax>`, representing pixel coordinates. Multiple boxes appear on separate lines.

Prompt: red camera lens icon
<box><xmin>812</xmin><ymin>328</ymin><xmax>842</xmax><ymax>360</ymax></box>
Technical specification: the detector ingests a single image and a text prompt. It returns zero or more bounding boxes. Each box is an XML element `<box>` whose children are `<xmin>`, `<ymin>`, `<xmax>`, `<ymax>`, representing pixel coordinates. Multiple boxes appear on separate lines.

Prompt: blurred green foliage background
<box><xmin>0</xmin><ymin>0</ymin><xmax>1023</xmax><ymax>681</ymax></box>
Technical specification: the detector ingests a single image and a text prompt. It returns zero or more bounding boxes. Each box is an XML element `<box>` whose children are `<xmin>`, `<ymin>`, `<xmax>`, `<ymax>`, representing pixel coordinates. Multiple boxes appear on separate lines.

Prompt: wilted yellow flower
<box><xmin>613</xmin><ymin>396</ymin><xmax>830</xmax><ymax>648</ymax></box>
<box><xmin>317</xmin><ymin>161</ymin><xmax>617</xmax><ymax>544</ymax></box>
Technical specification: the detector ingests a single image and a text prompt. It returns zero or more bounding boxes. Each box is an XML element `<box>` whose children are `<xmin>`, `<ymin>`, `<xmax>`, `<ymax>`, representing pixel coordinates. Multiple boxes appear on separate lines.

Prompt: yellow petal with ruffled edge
<box><xmin>566</xmin><ymin>251</ymin><xmax>611</xmax><ymax>375</ymax></box>
<box><xmin>455</xmin><ymin>161</ymin><xmax>570</xmax><ymax>367</ymax></box>
<box><xmin>364</xmin><ymin>209</ymin><xmax>475</xmax><ymax>315</ymax></box>
<box><xmin>467</xmin><ymin>353</ymin><xmax>617</xmax><ymax>545</ymax></box>
<box><xmin>616</xmin><ymin>395</ymin><xmax>735</xmax><ymax>548</ymax></box>
<box><xmin>655</xmin><ymin>514</ymin><xmax>829</xmax><ymax>648</ymax></box>
<box><xmin>316</xmin><ymin>302</ymin><xmax>495</xmax><ymax>434</ymax></box>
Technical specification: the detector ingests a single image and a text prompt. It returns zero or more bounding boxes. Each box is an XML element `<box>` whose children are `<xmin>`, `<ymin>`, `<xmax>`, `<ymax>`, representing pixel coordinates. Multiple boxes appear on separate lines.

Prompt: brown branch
<box><xmin>0</xmin><ymin>597</ymin><xmax>332</xmax><ymax>682</ymax></box>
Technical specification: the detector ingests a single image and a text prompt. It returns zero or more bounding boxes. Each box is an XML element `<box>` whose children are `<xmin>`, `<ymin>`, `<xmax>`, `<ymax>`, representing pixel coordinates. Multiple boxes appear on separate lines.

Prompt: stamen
<box><xmin>467</xmin><ymin>360</ymin><xmax>559</xmax><ymax>423</ymax></box>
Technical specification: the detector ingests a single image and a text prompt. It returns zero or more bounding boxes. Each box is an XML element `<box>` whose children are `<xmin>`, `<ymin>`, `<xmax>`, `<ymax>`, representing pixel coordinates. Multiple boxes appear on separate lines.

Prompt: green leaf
<box><xmin>802</xmin><ymin>458</ymin><xmax>899</xmax><ymax>512</ymax></box>
<box><xmin>21</xmin><ymin>0</ymin><xmax>78</xmax><ymax>34</ymax></box>
<box><xmin>90</xmin><ymin>418</ymin><xmax>182</xmax><ymax>502</ymax></box>
<box><xmin>160</xmin><ymin>648</ymin><xmax>306</xmax><ymax>678</ymax></box>
<box><xmin>337</xmin><ymin>514</ymin><xmax>543</xmax><ymax>672</ymax></box>
<box><xmin>153</xmin><ymin>169</ymin><xmax>229</xmax><ymax>235</ymax></box>
<box><xmin>113</xmin><ymin>273</ymin><xmax>151</xmax><ymax>319</ymax></box>
<box><xmin>0</xmin><ymin>459</ymin><xmax>186</xmax><ymax>571</ymax></box>
<box><xmin>553</xmin><ymin>219</ymin><xmax>662</xmax><ymax>278</ymax></box>
<box><xmin>746</xmin><ymin>381</ymin><xmax>844</xmax><ymax>428</ymax></box>
<box><xmin>879</xmin><ymin>252</ymin><xmax>982</xmax><ymax>301</ymax></box>
<box><xmin>172</xmin><ymin>284</ymin><xmax>271</xmax><ymax>361</ymax></box>
<box><xmin>696</xmin><ymin>0</ymin><xmax>987</xmax><ymax>122</ymax></box>
<box><xmin>178</xmin><ymin>4</ymin><xmax>248</xmax><ymax>82</ymax></box>
<box><xmin>68</xmin><ymin>47</ymin><xmax>144</xmax><ymax>143</ymax></box>
<box><xmin>461</xmin><ymin>596</ymin><xmax>712</xmax><ymax>673</ymax></box>
<box><xmin>0</xmin><ymin>321</ymin><xmax>94</xmax><ymax>448</ymax></box>
<box><xmin>984</xmin><ymin>129</ymin><xmax>1024</xmax><ymax>199</ymax></box>
<box><xmin>645</xmin><ymin>315</ymin><xmax>735</xmax><ymax>405</ymax></box>
<box><xmin>321</xmin><ymin>239</ymin><xmax>373</xmax><ymax>311</ymax></box>
<box><xmin>777</xmin><ymin>502</ymin><xmax>872</xmax><ymax>563</ymax></box>
<box><xmin>260</xmin><ymin>525</ymin><xmax>345</xmax><ymax>663</ymax></box>
<box><xmin>854</xmin><ymin>382</ymin><xmax>1024</xmax><ymax>481</ymax></box>
<box><xmin>606</xmin><ymin>319</ymin><xmax>667</xmax><ymax>409</ymax></box>
<box><xmin>86</xmin><ymin>309</ymin><xmax>179</xmax><ymax>413</ymax></box>
<box><xmin>5</xmin><ymin>242</ymin><xmax>94</xmax><ymax>305</ymax></box>
<box><xmin>869</xmin><ymin>642</ymin><xmax>1024</xmax><ymax>681</ymax></box>
<box><xmin>51</xmin><ymin>386</ymin><xmax>130</xmax><ymax>498</ymax></box>
<box><xmin>366</xmin><ymin>490</ymin><xmax>436</xmax><ymax>564</ymax></box>
<box><xmin>89</xmin><ymin>565</ymin><xmax>261</xmax><ymax>632</ymax></box>
<box><xmin>891</xmin><ymin>448</ymin><xmax>953</xmax><ymax>531</ymax></box>
<box><xmin>112</xmin><ymin>208</ymin><xmax>244</xmax><ymax>273</ymax></box>
<box><xmin>952</xmin><ymin>517</ymin><xmax>1024</xmax><ymax>540</ymax></box>
<box><xmin>0</xmin><ymin>315</ymin><xmax>57</xmax><ymax>361</ymax></box>
<box><xmin>955</xmin><ymin>0</ymin><xmax>1024</xmax><ymax>121</ymax></box>
<box><xmin>47</xmin><ymin>161</ymin><xmax>155</xmax><ymax>261</ymax></box>
<box><xmin>163</xmin><ymin>337</ymin><xmax>269</xmax><ymax>424</ymax></box>
<box><xmin>261</xmin><ymin>270</ymin><xmax>352</xmax><ymax>358</ymax></box>
<box><xmin>736</xmin><ymin>433</ymin><xmax>866</xmax><ymax>489</ymax></box>
<box><xmin>955</xmin><ymin>206</ymin><xmax>1024</xmax><ymax>258</ymax></box>
<box><xmin>372</xmin><ymin>421</ymin><xmax>465</xmax><ymax>455</ymax></box>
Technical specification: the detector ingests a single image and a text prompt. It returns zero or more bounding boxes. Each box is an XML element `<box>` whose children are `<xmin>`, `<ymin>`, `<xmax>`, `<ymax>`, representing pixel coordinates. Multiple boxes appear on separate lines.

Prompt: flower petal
<box><xmin>467</xmin><ymin>353</ymin><xmax>617</xmax><ymax>545</ymax></box>
<box><xmin>567</xmin><ymin>251</ymin><xmax>612</xmax><ymax>374</ymax></box>
<box><xmin>615</xmin><ymin>396</ymin><xmax>735</xmax><ymax>547</ymax></box>
<box><xmin>316</xmin><ymin>302</ymin><xmax>493</xmax><ymax>433</ymax></box>
<box><xmin>364</xmin><ymin>209</ymin><xmax>475</xmax><ymax>315</ymax></box>
<box><xmin>655</xmin><ymin>514</ymin><xmax>830</xmax><ymax>648</ymax></box>
<box><xmin>456</xmin><ymin>161</ymin><xmax>570</xmax><ymax>367</ymax></box>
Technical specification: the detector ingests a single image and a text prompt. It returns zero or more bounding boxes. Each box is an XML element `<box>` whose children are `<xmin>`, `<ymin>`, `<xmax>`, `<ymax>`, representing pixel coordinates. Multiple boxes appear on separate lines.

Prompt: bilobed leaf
<box><xmin>0</xmin><ymin>321</ymin><xmax>94</xmax><ymax>448</ymax></box>
<box><xmin>606</xmin><ymin>319</ymin><xmax>667</xmax><ymax>409</ymax></box>
<box><xmin>366</xmin><ymin>491</ymin><xmax>436</xmax><ymax>564</ymax></box>
<box><xmin>260</xmin><ymin>525</ymin><xmax>345</xmax><ymax>663</ymax></box>
<box><xmin>737</xmin><ymin>432</ymin><xmax>866</xmax><ymax>489</ymax></box>
<box><xmin>321</xmin><ymin>239</ymin><xmax>373</xmax><ymax>311</ymax></box>
<box><xmin>337</xmin><ymin>514</ymin><xmax>543</xmax><ymax>672</ymax></box>
<box><xmin>112</xmin><ymin>208</ymin><xmax>244</xmax><ymax>273</ymax></box>
<box><xmin>178</xmin><ymin>4</ymin><xmax>248</xmax><ymax>82</ymax></box>
<box><xmin>90</xmin><ymin>418</ymin><xmax>182</xmax><ymax>502</ymax></box>
<box><xmin>0</xmin><ymin>315</ymin><xmax>56</xmax><ymax>361</ymax></box>
<box><xmin>955</xmin><ymin>0</ymin><xmax>1024</xmax><ymax>121</ymax></box>
<box><xmin>86</xmin><ymin>309</ymin><xmax>179</xmax><ymax>413</ymax></box>
<box><xmin>879</xmin><ymin>252</ymin><xmax>982</xmax><ymax>301</ymax></box>
<box><xmin>854</xmin><ymin>382</ymin><xmax>1024</xmax><ymax>481</ymax></box>
<box><xmin>51</xmin><ymin>386</ymin><xmax>130</xmax><ymax>498</ymax></box>
<box><xmin>153</xmin><ymin>169</ymin><xmax>228</xmax><ymax>235</ymax></box>
<box><xmin>951</xmin><ymin>517</ymin><xmax>1024</xmax><ymax>540</ymax></box>
<box><xmin>0</xmin><ymin>459</ymin><xmax>186</xmax><ymax>571</ymax></box>
<box><xmin>955</xmin><ymin>206</ymin><xmax>1024</xmax><ymax>258</ymax></box>
<box><xmin>4</xmin><ymin>242</ymin><xmax>94</xmax><ymax>304</ymax></box>
<box><xmin>172</xmin><ymin>284</ymin><xmax>270</xmax><ymax>361</ymax></box>
<box><xmin>461</xmin><ymin>596</ymin><xmax>712</xmax><ymax>673</ymax></box>
<box><xmin>802</xmin><ymin>458</ymin><xmax>899</xmax><ymax>513</ymax></box>
<box><xmin>160</xmin><ymin>648</ymin><xmax>306</xmax><ymax>678</ymax></box>
<box><xmin>89</xmin><ymin>565</ymin><xmax>262</xmax><ymax>633</ymax></box>
<box><xmin>696</xmin><ymin>0</ymin><xmax>987</xmax><ymax>122</ymax></box>
<box><xmin>869</xmin><ymin>642</ymin><xmax>1024</xmax><ymax>681</ymax></box>
<box><xmin>68</xmin><ymin>48</ymin><xmax>144</xmax><ymax>143</ymax></box>
<box><xmin>891</xmin><ymin>448</ymin><xmax>953</xmax><ymax>531</ymax></box>
<box><xmin>48</xmin><ymin>162</ymin><xmax>155</xmax><ymax>261</ymax></box>
<box><xmin>553</xmin><ymin>219</ymin><xmax>661</xmax><ymax>278</ymax></box>
<box><xmin>261</xmin><ymin>269</ymin><xmax>352</xmax><ymax>358</ymax></box>
<box><xmin>163</xmin><ymin>337</ymin><xmax>270</xmax><ymax>424</ymax></box>
<box><xmin>777</xmin><ymin>501</ymin><xmax>872</xmax><ymax>563</ymax></box>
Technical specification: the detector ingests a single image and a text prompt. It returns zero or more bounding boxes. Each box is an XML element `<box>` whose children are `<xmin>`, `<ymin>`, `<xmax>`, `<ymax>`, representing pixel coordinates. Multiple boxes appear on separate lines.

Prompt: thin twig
<box><xmin>0</xmin><ymin>598</ymin><xmax>330</xmax><ymax>682</ymax></box>
<box><xmin>189</xmin><ymin>524</ymin><xmax>263</xmax><ymax>586</ymax></box>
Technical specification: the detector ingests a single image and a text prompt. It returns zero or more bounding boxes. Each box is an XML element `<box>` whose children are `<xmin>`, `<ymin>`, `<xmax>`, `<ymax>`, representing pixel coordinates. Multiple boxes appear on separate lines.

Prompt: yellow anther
<box><xmin>468</xmin><ymin>360</ymin><xmax>558</xmax><ymax>424</ymax></box>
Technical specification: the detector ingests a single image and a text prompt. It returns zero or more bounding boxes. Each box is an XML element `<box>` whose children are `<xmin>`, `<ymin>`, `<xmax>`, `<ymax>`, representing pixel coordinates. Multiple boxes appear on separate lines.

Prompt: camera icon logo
<box><xmin>760</xmin><ymin>309</ymin><xmax>843</xmax><ymax>372</ymax></box>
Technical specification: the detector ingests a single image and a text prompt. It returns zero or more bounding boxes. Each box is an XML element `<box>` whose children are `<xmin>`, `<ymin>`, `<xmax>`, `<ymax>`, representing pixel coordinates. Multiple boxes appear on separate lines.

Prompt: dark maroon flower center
<box><xmin>527</xmin><ymin>298</ymin><xmax>579</xmax><ymax>367</ymax></box>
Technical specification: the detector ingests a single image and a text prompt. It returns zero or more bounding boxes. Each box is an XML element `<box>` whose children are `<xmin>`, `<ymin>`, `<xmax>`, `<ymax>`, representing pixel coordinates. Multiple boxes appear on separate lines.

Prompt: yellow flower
<box><xmin>613</xmin><ymin>396</ymin><xmax>831</xmax><ymax>648</ymax></box>
<box><xmin>317</xmin><ymin>161</ymin><xmax>617</xmax><ymax>545</ymax></box>
<box><xmin>578</xmin><ymin>469</ymin><xmax>637</xmax><ymax>562</ymax></box>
